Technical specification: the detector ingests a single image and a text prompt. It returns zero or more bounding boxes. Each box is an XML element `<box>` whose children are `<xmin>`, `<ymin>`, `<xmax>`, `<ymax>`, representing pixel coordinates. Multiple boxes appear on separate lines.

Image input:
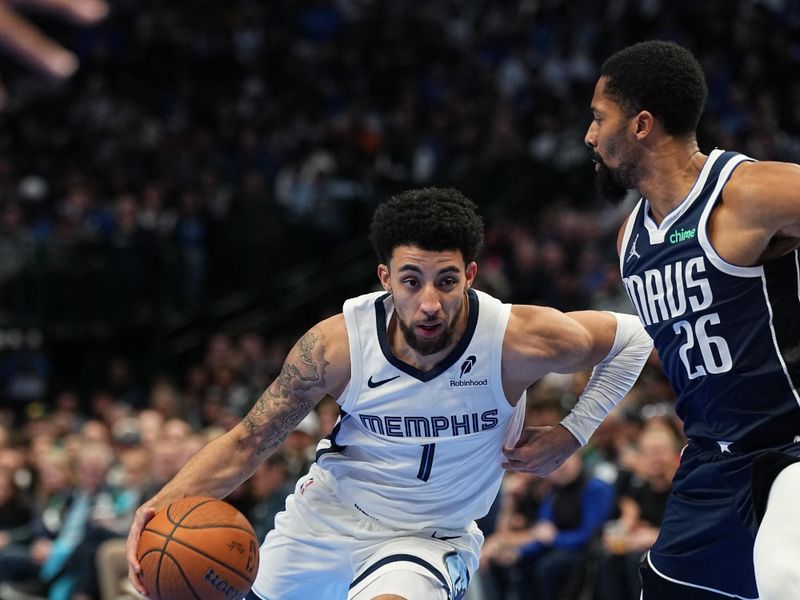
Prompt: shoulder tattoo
<box><xmin>241</xmin><ymin>331</ymin><xmax>328</xmax><ymax>454</ymax></box>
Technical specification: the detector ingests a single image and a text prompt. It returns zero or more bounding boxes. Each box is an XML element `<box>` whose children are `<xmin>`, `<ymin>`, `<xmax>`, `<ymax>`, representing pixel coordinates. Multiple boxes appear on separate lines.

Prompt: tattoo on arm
<box><xmin>240</xmin><ymin>331</ymin><xmax>328</xmax><ymax>455</ymax></box>
<box><xmin>267</xmin><ymin>333</ymin><xmax>320</xmax><ymax>399</ymax></box>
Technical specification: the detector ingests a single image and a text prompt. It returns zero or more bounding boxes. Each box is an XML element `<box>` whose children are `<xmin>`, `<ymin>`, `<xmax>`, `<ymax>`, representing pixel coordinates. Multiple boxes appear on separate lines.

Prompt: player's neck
<box><xmin>638</xmin><ymin>141</ymin><xmax>705</xmax><ymax>225</ymax></box>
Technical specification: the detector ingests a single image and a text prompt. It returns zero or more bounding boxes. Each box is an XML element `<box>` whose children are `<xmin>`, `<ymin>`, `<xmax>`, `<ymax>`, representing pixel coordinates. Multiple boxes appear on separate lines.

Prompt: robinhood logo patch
<box><xmin>460</xmin><ymin>355</ymin><xmax>476</xmax><ymax>378</ymax></box>
<box><xmin>452</xmin><ymin>355</ymin><xmax>487</xmax><ymax>387</ymax></box>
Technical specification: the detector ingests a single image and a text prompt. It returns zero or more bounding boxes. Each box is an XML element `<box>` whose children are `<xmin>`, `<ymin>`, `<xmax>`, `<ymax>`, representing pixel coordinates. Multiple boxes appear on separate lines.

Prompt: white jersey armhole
<box><xmin>340</xmin><ymin>297</ymin><xmax>363</xmax><ymax>413</ymax></box>
<box><xmin>697</xmin><ymin>153</ymin><xmax>763</xmax><ymax>278</ymax></box>
<box><xmin>475</xmin><ymin>289</ymin><xmax>524</xmax><ymax>445</ymax></box>
<box><xmin>487</xmin><ymin>295</ymin><xmax>517</xmax><ymax>415</ymax></box>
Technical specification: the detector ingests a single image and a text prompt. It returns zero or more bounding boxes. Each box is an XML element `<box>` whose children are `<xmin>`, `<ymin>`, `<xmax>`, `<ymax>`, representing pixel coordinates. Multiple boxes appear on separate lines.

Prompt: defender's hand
<box><xmin>502</xmin><ymin>425</ymin><xmax>580</xmax><ymax>476</ymax></box>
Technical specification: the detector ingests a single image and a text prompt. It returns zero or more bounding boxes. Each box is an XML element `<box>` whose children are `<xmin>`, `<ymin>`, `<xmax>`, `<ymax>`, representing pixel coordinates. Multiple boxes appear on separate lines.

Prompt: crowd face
<box><xmin>38</xmin><ymin>451</ymin><xmax>73</xmax><ymax>495</ymax></box>
<box><xmin>0</xmin><ymin>468</ymin><xmax>15</xmax><ymax>504</ymax></box>
<box><xmin>638</xmin><ymin>428</ymin><xmax>680</xmax><ymax>482</ymax></box>
<box><xmin>76</xmin><ymin>446</ymin><xmax>112</xmax><ymax>493</ymax></box>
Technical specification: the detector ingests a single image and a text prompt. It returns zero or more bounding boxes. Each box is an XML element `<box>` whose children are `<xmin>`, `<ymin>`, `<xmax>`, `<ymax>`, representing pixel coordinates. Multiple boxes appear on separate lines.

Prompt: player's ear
<box><xmin>377</xmin><ymin>264</ymin><xmax>391</xmax><ymax>292</ymax></box>
<box><xmin>465</xmin><ymin>262</ymin><xmax>478</xmax><ymax>288</ymax></box>
<box><xmin>634</xmin><ymin>110</ymin><xmax>655</xmax><ymax>139</ymax></box>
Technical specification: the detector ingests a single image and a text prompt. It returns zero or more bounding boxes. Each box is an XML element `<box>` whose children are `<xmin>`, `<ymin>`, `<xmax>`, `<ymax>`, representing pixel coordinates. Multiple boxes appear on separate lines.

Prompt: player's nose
<box><xmin>419</xmin><ymin>284</ymin><xmax>441</xmax><ymax>314</ymax></box>
<box><xmin>584</xmin><ymin>122</ymin><xmax>597</xmax><ymax>149</ymax></box>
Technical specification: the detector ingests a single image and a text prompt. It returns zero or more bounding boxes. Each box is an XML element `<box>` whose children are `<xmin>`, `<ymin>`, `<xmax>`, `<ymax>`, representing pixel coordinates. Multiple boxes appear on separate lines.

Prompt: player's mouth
<box><xmin>416</xmin><ymin>322</ymin><xmax>443</xmax><ymax>338</ymax></box>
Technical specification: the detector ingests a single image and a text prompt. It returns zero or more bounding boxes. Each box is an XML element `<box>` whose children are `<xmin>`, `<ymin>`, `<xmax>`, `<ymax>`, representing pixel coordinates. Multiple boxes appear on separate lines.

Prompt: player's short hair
<box><xmin>369</xmin><ymin>187</ymin><xmax>484</xmax><ymax>265</ymax></box>
<box><xmin>601</xmin><ymin>41</ymin><xmax>708</xmax><ymax>137</ymax></box>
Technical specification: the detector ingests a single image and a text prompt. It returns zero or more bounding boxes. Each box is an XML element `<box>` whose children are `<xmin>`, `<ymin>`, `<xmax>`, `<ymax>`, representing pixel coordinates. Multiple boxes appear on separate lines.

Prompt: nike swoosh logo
<box><xmin>431</xmin><ymin>531</ymin><xmax>461</xmax><ymax>541</ymax></box>
<box><xmin>367</xmin><ymin>375</ymin><xmax>400</xmax><ymax>388</ymax></box>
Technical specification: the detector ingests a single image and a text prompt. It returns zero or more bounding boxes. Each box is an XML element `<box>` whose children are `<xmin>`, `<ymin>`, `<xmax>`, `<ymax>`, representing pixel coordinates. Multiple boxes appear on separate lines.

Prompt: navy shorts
<box><xmin>645</xmin><ymin>439</ymin><xmax>800</xmax><ymax>599</ymax></box>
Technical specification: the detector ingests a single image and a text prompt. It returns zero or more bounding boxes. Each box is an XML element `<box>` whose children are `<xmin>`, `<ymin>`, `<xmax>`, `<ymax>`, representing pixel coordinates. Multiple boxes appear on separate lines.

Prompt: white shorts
<box><xmin>247</xmin><ymin>464</ymin><xmax>481</xmax><ymax>600</ymax></box>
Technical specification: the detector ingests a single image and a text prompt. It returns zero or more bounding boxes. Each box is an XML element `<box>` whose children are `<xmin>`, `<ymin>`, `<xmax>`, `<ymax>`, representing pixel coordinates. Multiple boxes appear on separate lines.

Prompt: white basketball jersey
<box><xmin>315</xmin><ymin>288</ymin><xmax>525</xmax><ymax>531</ymax></box>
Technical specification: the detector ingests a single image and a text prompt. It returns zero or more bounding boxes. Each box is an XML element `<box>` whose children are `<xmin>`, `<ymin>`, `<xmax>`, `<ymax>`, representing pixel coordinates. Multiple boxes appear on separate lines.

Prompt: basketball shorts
<box><xmin>644</xmin><ymin>438</ymin><xmax>800</xmax><ymax>599</ymax></box>
<box><xmin>246</xmin><ymin>463</ymin><xmax>481</xmax><ymax>600</ymax></box>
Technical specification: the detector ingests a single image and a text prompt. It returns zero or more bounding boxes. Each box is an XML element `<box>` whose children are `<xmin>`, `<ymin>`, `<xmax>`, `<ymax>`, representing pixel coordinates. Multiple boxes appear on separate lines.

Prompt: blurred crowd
<box><xmin>0</xmin><ymin>332</ymin><xmax>340</xmax><ymax>599</ymax></box>
<box><xmin>2</xmin><ymin>0</ymin><xmax>800</xmax><ymax>330</ymax></box>
<box><xmin>2</xmin><ymin>0</ymin><xmax>800</xmax><ymax>598</ymax></box>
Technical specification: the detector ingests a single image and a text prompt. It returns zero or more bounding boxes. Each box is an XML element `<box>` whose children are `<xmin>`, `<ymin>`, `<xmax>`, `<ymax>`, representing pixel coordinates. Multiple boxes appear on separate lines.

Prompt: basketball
<box><xmin>137</xmin><ymin>496</ymin><xmax>260</xmax><ymax>600</ymax></box>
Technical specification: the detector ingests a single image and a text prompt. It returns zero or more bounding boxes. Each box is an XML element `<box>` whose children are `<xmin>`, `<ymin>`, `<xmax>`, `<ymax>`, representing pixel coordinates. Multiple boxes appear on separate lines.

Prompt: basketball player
<box><xmin>126</xmin><ymin>187</ymin><xmax>652</xmax><ymax>600</ymax></box>
<box><xmin>582</xmin><ymin>40</ymin><xmax>800</xmax><ymax>599</ymax></box>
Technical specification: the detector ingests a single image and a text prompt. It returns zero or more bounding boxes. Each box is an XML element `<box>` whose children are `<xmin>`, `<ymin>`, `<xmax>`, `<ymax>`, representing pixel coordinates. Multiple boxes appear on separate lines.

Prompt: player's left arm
<box><xmin>502</xmin><ymin>307</ymin><xmax>652</xmax><ymax>475</ymax></box>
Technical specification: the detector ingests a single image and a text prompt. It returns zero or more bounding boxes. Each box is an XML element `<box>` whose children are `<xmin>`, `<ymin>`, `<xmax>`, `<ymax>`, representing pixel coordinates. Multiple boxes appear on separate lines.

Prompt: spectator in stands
<box><xmin>147</xmin><ymin>379</ymin><xmax>184</xmax><ymax>422</ymax></box>
<box><xmin>92</xmin><ymin>445</ymin><xmax>152</xmax><ymax>600</ymax></box>
<box><xmin>315</xmin><ymin>396</ymin><xmax>341</xmax><ymax>437</ymax></box>
<box><xmin>237</xmin><ymin>332</ymin><xmax>272</xmax><ymax>395</ymax></box>
<box><xmin>136</xmin><ymin>409</ymin><xmax>164</xmax><ymax>449</ymax></box>
<box><xmin>0</xmin><ymin>466</ymin><xmax>31</xmax><ymax>551</ymax></box>
<box><xmin>30</xmin><ymin>449</ymin><xmax>73</xmax><ymax>523</ymax></box>
<box><xmin>141</xmin><ymin>439</ymin><xmax>184</xmax><ymax>501</ymax></box>
<box><xmin>478</xmin><ymin>471</ymin><xmax>549</xmax><ymax>599</ymax></box>
<box><xmin>482</xmin><ymin>452</ymin><xmax>614</xmax><ymax>600</ymax></box>
<box><xmin>597</xmin><ymin>425</ymin><xmax>681</xmax><ymax>600</ymax></box>
<box><xmin>246</xmin><ymin>453</ymin><xmax>292</xmax><ymax>541</ymax></box>
<box><xmin>280</xmin><ymin>410</ymin><xmax>320</xmax><ymax>484</ymax></box>
<box><xmin>0</xmin><ymin>448</ymin><xmax>74</xmax><ymax>597</ymax></box>
<box><xmin>206</xmin><ymin>363</ymin><xmax>251</xmax><ymax>418</ymax></box>
<box><xmin>49</xmin><ymin>390</ymin><xmax>84</xmax><ymax>438</ymax></box>
<box><xmin>39</xmin><ymin>442</ymin><xmax>117</xmax><ymax>600</ymax></box>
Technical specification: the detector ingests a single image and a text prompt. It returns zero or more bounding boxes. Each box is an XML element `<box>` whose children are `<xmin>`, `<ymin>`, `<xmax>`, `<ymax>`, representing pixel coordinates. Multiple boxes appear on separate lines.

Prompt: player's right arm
<box><xmin>126</xmin><ymin>314</ymin><xmax>350</xmax><ymax>595</ymax></box>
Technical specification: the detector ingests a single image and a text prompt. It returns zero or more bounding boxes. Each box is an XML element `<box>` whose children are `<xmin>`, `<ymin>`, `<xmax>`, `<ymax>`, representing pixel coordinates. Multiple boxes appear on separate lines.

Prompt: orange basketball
<box><xmin>137</xmin><ymin>496</ymin><xmax>260</xmax><ymax>600</ymax></box>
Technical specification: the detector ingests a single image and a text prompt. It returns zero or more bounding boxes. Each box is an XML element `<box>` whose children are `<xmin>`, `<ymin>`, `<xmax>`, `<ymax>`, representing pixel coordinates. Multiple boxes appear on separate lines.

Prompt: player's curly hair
<box><xmin>369</xmin><ymin>187</ymin><xmax>484</xmax><ymax>265</ymax></box>
<box><xmin>601</xmin><ymin>41</ymin><xmax>708</xmax><ymax>137</ymax></box>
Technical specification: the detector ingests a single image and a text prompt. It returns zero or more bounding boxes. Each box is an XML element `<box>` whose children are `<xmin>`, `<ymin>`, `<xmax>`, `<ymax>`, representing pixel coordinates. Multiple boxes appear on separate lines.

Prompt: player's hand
<box><xmin>502</xmin><ymin>424</ymin><xmax>580</xmax><ymax>475</ymax></box>
<box><xmin>0</xmin><ymin>0</ymin><xmax>108</xmax><ymax>107</ymax></box>
<box><xmin>127</xmin><ymin>503</ymin><xmax>157</xmax><ymax>597</ymax></box>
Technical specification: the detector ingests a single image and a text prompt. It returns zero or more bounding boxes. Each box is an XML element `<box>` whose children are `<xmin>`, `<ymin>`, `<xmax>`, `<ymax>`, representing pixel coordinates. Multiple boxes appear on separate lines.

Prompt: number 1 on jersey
<box><xmin>417</xmin><ymin>443</ymin><xmax>436</xmax><ymax>481</ymax></box>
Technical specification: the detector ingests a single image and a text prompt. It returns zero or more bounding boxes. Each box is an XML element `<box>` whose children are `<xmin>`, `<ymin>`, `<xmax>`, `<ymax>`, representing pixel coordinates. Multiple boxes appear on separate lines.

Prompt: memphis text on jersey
<box><xmin>358</xmin><ymin>409</ymin><xmax>500</xmax><ymax>438</ymax></box>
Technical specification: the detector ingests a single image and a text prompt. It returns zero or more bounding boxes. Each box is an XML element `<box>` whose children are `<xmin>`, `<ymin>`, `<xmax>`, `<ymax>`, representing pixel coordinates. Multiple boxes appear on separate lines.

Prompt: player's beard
<box><xmin>593</xmin><ymin>133</ymin><xmax>640</xmax><ymax>205</ymax></box>
<box><xmin>396</xmin><ymin>311</ymin><xmax>459</xmax><ymax>356</ymax></box>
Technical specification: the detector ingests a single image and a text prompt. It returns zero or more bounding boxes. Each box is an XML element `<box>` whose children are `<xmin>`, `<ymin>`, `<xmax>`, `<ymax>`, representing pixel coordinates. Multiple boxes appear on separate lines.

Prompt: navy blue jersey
<box><xmin>619</xmin><ymin>149</ymin><xmax>800</xmax><ymax>444</ymax></box>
